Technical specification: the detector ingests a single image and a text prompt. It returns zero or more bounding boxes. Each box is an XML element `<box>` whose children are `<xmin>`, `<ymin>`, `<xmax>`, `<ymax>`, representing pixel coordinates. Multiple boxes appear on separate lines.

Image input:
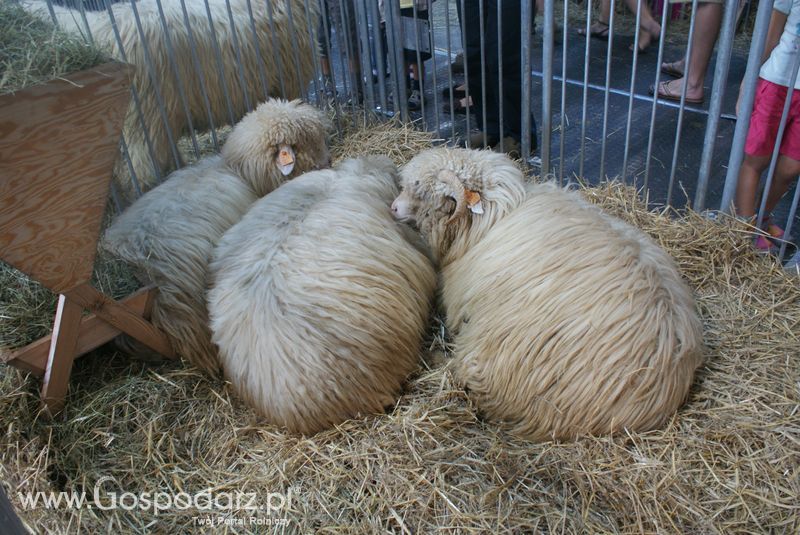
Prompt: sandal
<box><xmin>661</xmin><ymin>61</ymin><xmax>684</xmax><ymax>79</ymax></box>
<box><xmin>577</xmin><ymin>21</ymin><xmax>609</xmax><ymax>40</ymax></box>
<box><xmin>649</xmin><ymin>80</ymin><xmax>703</xmax><ymax>105</ymax></box>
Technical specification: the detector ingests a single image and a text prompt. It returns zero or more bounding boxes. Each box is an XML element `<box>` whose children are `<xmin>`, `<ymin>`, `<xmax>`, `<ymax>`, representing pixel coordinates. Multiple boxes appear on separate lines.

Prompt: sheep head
<box><xmin>392</xmin><ymin>148</ymin><xmax>526</xmax><ymax>266</ymax></box>
<box><xmin>222</xmin><ymin>98</ymin><xmax>332</xmax><ymax>197</ymax></box>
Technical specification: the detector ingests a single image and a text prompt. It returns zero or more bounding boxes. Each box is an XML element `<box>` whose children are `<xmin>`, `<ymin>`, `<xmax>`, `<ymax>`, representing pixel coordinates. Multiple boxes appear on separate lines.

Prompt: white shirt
<box><xmin>761</xmin><ymin>0</ymin><xmax>800</xmax><ymax>89</ymax></box>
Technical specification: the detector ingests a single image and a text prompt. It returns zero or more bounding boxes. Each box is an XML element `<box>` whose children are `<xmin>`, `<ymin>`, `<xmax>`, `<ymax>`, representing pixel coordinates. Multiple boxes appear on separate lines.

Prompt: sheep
<box><xmin>207</xmin><ymin>156</ymin><xmax>437</xmax><ymax>435</ymax></box>
<box><xmin>25</xmin><ymin>0</ymin><xmax>319</xmax><ymax>193</ymax></box>
<box><xmin>102</xmin><ymin>99</ymin><xmax>331</xmax><ymax>375</ymax></box>
<box><xmin>391</xmin><ymin>147</ymin><xmax>704</xmax><ymax>442</ymax></box>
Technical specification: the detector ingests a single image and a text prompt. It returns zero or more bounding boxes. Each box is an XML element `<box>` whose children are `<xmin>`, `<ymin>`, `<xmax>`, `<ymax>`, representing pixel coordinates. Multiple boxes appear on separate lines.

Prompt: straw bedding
<box><xmin>1</xmin><ymin>120</ymin><xmax>798</xmax><ymax>533</ymax></box>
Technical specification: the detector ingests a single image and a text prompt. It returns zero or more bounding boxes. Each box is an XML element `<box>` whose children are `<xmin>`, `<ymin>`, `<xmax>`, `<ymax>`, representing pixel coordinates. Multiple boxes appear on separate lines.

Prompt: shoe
<box><xmin>451</xmin><ymin>52</ymin><xmax>464</xmax><ymax>74</ymax></box>
<box><xmin>408</xmin><ymin>89</ymin><xmax>422</xmax><ymax>111</ymax></box>
<box><xmin>577</xmin><ymin>21</ymin><xmax>609</xmax><ymax>40</ymax></box>
<box><xmin>660</xmin><ymin>61</ymin><xmax>684</xmax><ymax>79</ymax></box>
<box><xmin>754</xmin><ymin>234</ymin><xmax>777</xmax><ymax>252</ymax></box>
<box><xmin>784</xmin><ymin>250</ymin><xmax>800</xmax><ymax>274</ymax></box>
<box><xmin>322</xmin><ymin>77</ymin><xmax>336</xmax><ymax>103</ymax></box>
<box><xmin>649</xmin><ymin>81</ymin><xmax>704</xmax><ymax>105</ymax></box>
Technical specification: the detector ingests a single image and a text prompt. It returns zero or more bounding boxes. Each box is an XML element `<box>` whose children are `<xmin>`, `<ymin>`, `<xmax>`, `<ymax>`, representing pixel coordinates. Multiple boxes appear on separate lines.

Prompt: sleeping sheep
<box><xmin>391</xmin><ymin>147</ymin><xmax>704</xmax><ymax>442</ymax></box>
<box><xmin>207</xmin><ymin>156</ymin><xmax>437</xmax><ymax>434</ymax></box>
<box><xmin>102</xmin><ymin>99</ymin><xmax>330</xmax><ymax>375</ymax></box>
<box><xmin>25</xmin><ymin>0</ymin><xmax>319</xmax><ymax>193</ymax></box>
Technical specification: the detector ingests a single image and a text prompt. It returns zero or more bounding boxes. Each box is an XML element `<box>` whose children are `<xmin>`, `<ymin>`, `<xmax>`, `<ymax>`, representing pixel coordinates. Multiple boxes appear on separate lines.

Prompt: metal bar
<box><xmin>694</xmin><ymin>0</ymin><xmax>738</xmax><ymax>210</ymax></box>
<box><xmin>412</xmin><ymin>0</ymin><xmax>427</xmax><ymax>128</ymax></box>
<box><xmin>370</xmin><ymin>0</ymin><xmax>390</xmax><ymax>113</ymax></box>
<box><xmin>521</xmin><ymin>0</ymin><xmax>533</xmax><ymax>162</ymax></box>
<box><xmin>104</xmin><ymin>0</ymin><xmax>162</xmax><ymax>182</ymax></box>
<box><xmin>44</xmin><ymin>0</ymin><xmax>58</xmax><ymax>27</ymax></box>
<box><xmin>155</xmin><ymin>0</ymin><xmax>200</xmax><ymax>159</ymax></box>
<box><xmin>203</xmin><ymin>0</ymin><xmax>237</xmax><ymax>124</ymax></box>
<box><xmin>354</xmin><ymin>0</ymin><xmax>376</xmax><ymax>112</ymax></box>
<box><xmin>245</xmin><ymin>0</ymin><xmax>271</xmax><ymax>102</ymax></box>
<box><xmin>666</xmin><ymin>0</ymin><xmax>699</xmax><ymax>206</ymax></box>
<box><xmin>755</xmin><ymin>52</ymin><xmax>800</xmax><ymax>234</ymax></box>
<box><xmin>77</xmin><ymin>0</ymin><xmax>95</xmax><ymax>45</ymax></box>
<box><xmin>265</xmin><ymin>0</ymin><xmax>287</xmax><ymax>99</ymax></box>
<box><xmin>444</xmin><ymin>0</ymin><xmax>457</xmax><ymax>141</ymax></box>
<box><xmin>541</xmin><ymin>0</ymin><xmax>554</xmax><ymax>175</ymax></box>
<box><xmin>109</xmin><ymin>180</ymin><xmax>123</xmax><ymax>214</ymax></box>
<box><xmin>427</xmin><ymin>0</ymin><xmax>441</xmax><ymax>136</ymax></box>
<box><xmin>338</xmin><ymin>0</ymin><xmax>357</xmax><ymax>116</ymax></box>
<box><xmin>180</xmin><ymin>0</ymin><xmax>219</xmax><ymax>151</ymax></box>
<box><xmin>285</xmin><ymin>0</ymin><xmax>310</xmax><ymax>101</ymax></box>
<box><xmin>598</xmin><ymin>0</ymin><xmax>616</xmax><ymax>181</ymax></box>
<box><xmin>720</xmin><ymin>0</ymin><xmax>775</xmax><ymax>212</ymax></box>
<box><xmin>621</xmin><ymin>0</ymin><xmax>644</xmax><ymax>183</ymax></box>
<box><xmin>778</xmin><ymin>180</ymin><xmax>800</xmax><ymax>260</ymax></box>
<box><xmin>225</xmin><ymin>0</ymin><xmax>253</xmax><ymax>112</ymax></box>
<box><xmin>460</xmin><ymin>0</ymin><xmax>471</xmax><ymax>143</ymax></box>
<box><xmin>578</xmin><ymin>0</ymin><xmax>592</xmax><ymax>178</ymax></box>
<box><xmin>497</xmin><ymin>0</ymin><xmax>504</xmax><ymax>152</ymax></box>
<box><xmin>128</xmin><ymin>0</ymin><xmax>181</xmax><ymax>169</ymax></box>
<box><xmin>120</xmin><ymin>135</ymin><xmax>143</xmax><ymax>197</ymax></box>
<box><xmin>390</xmin><ymin>0</ymin><xmax>409</xmax><ymax>120</ymax></box>
<box><xmin>478</xmin><ymin>0</ymin><xmax>488</xmax><ymax>147</ymax></box>
<box><xmin>532</xmin><ymin>68</ymin><xmax>735</xmax><ymax>118</ymax></box>
<box><xmin>319</xmin><ymin>0</ymin><xmax>343</xmax><ymax>137</ymax></box>
<box><xmin>303</xmin><ymin>0</ymin><xmax>326</xmax><ymax>107</ymax></box>
<box><xmin>643</xmin><ymin>0</ymin><xmax>671</xmax><ymax>192</ymax></box>
<box><xmin>558</xmin><ymin>0</ymin><xmax>568</xmax><ymax>184</ymax></box>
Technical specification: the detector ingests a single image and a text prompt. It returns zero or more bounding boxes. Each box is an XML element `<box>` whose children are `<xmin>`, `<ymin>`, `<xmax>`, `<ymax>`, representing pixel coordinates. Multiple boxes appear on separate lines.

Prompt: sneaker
<box><xmin>754</xmin><ymin>234</ymin><xmax>777</xmax><ymax>252</ymax></box>
<box><xmin>322</xmin><ymin>77</ymin><xmax>336</xmax><ymax>103</ymax></box>
<box><xmin>784</xmin><ymin>250</ymin><xmax>800</xmax><ymax>274</ymax></box>
<box><xmin>408</xmin><ymin>89</ymin><xmax>422</xmax><ymax>111</ymax></box>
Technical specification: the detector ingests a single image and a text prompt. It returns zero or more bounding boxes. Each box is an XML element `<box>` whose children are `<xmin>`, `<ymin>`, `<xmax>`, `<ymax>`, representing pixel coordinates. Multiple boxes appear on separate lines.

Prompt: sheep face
<box><xmin>222</xmin><ymin>99</ymin><xmax>332</xmax><ymax>197</ymax></box>
<box><xmin>393</xmin><ymin>148</ymin><xmax>526</xmax><ymax>265</ymax></box>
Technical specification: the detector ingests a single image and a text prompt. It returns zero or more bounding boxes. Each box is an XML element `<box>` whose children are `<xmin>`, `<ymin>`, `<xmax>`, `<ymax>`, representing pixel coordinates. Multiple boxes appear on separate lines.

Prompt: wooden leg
<box><xmin>40</xmin><ymin>295</ymin><xmax>83</xmax><ymax>415</ymax></box>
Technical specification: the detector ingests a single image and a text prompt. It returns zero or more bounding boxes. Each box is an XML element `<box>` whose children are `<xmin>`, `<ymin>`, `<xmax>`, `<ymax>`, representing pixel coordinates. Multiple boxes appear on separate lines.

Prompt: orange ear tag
<box><xmin>466</xmin><ymin>189</ymin><xmax>484</xmax><ymax>214</ymax></box>
<box><xmin>277</xmin><ymin>144</ymin><xmax>295</xmax><ymax>176</ymax></box>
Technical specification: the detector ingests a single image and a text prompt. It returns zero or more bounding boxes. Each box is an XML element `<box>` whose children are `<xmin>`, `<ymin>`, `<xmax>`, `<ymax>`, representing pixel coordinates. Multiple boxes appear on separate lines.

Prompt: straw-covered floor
<box><xmin>1</xmin><ymin>119</ymin><xmax>798</xmax><ymax>534</ymax></box>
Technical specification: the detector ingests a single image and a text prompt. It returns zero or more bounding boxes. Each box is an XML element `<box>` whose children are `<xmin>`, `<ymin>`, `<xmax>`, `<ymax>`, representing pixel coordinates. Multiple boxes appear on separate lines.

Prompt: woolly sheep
<box><xmin>25</xmin><ymin>0</ymin><xmax>318</xmax><ymax>193</ymax></box>
<box><xmin>391</xmin><ymin>148</ymin><xmax>704</xmax><ymax>442</ymax></box>
<box><xmin>102</xmin><ymin>99</ymin><xmax>330</xmax><ymax>375</ymax></box>
<box><xmin>207</xmin><ymin>156</ymin><xmax>437</xmax><ymax>435</ymax></box>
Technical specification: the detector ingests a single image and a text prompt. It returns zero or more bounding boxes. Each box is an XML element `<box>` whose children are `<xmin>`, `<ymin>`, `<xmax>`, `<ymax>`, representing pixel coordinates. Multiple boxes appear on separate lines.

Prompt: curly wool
<box><xmin>25</xmin><ymin>0</ymin><xmax>319</xmax><ymax>193</ymax></box>
<box><xmin>397</xmin><ymin>148</ymin><xmax>704</xmax><ymax>441</ymax></box>
<box><xmin>208</xmin><ymin>157</ymin><xmax>437</xmax><ymax>435</ymax></box>
<box><xmin>102</xmin><ymin>99</ymin><xmax>330</xmax><ymax>375</ymax></box>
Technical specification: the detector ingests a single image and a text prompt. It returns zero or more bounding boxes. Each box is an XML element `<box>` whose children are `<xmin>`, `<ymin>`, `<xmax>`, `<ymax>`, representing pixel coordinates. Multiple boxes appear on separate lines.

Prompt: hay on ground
<box><xmin>0</xmin><ymin>0</ymin><xmax>106</xmax><ymax>95</ymax></box>
<box><xmin>1</xmin><ymin>121</ymin><xmax>798</xmax><ymax>534</ymax></box>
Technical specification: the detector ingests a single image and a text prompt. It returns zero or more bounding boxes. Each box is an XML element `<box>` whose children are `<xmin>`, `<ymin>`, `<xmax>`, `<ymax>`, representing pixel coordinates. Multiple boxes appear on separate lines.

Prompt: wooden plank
<box><xmin>65</xmin><ymin>283</ymin><xmax>175</xmax><ymax>359</ymax></box>
<box><xmin>40</xmin><ymin>295</ymin><xmax>83</xmax><ymax>414</ymax></box>
<box><xmin>3</xmin><ymin>287</ymin><xmax>158</xmax><ymax>377</ymax></box>
<box><xmin>0</xmin><ymin>62</ymin><xmax>132</xmax><ymax>294</ymax></box>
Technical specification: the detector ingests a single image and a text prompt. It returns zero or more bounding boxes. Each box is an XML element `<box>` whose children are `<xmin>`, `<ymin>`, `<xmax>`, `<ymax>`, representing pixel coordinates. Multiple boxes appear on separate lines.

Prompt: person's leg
<box><xmin>735</xmin><ymin>154</ymin><xmax>771</xmax><ymax>218</ymax></box>
<box><xmin>764</xmin><ymin>155</ymin><xmax>800</xmax><ymax>214</ymax></box>
<box><xmin>462</xmin><ymin>0</ymin><xmax>485</xmax><ymax>132</ymax></box>
<box><xmin>623</xmin><ymin>0</ymin><xmax>661</xmax><ymax>51</ymax></box>
<box><xmin>659</xmin><ymin>2</ymin><xmax>722</xmax><ymax>101</ymax></box>
<box><xmin>577</xmin><ymin>0</ymin><xmax>611</xmax><ymax>36</ymax></box>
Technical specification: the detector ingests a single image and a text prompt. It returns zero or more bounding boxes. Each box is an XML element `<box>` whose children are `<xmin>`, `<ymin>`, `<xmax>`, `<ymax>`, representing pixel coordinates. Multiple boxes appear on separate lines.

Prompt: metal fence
<box><xmin>35</xmin><ymin>0</ymin><xmax>800</xmax><ymax>264</ymax></box>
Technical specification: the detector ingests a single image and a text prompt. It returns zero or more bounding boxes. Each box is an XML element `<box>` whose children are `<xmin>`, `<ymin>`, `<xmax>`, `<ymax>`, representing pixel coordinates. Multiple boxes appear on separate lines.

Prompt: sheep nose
<box><xmin>391</xmin><ymin>199</ymin><xmax>399</xmax><ymax>213</ymax></box>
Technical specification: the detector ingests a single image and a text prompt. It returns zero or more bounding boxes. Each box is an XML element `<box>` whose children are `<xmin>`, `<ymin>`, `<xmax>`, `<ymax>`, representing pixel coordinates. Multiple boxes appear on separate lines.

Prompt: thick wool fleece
<box><xmin>397</xmin><ymin>148</ymin><xmax>704</xmax><ymax>441</ymax></box>
<box><xmin>208</xmin><ymin>157</ymin><xmax>437</xmax><ymax>435</ymax></box>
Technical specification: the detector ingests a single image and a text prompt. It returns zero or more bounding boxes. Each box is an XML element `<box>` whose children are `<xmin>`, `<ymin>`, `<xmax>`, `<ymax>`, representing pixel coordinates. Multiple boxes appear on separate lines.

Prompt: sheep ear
<box><xmin>466</xmin><ymin>190</ymin><xmax>483</xmax><ymax>215</ymax></box>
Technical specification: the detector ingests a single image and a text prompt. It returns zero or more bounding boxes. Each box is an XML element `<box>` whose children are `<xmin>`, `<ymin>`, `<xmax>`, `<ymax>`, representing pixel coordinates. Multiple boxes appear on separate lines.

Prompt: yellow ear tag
<box><xmin>277</xmin><ymin>144</ymin><xmax>295</xmax><ymax>176</ymax></box>
<box><xmin>466</xmin><ymin>189</ymin><xmax>484</xmax><ymax>215</ymax></box>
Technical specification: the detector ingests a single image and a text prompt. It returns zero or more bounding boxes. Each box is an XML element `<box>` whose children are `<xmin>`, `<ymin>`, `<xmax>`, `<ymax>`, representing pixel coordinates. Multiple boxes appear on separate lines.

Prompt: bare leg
<box><xmin>735</xmin><ymin>153</ymin><xmax>771</xmax><ymax>218</ymax></box>
<box><xmin>764</xmin><ymin>155</ymin><xmax>800</xmax><ymax>214</ymax></box>
<box><xmin>659</xmin><ymin>2</ymin><xmax>723</xmax><ymax>101</ymax></box>
<box><xmin>624</xmin><ymin>0</ymin><xmax>661</xmax><ymax>50</ymax></box>
<box><xmin>578</xmin><ymin>0</ymin><xmax>611</xmax><ymax>35</ymax></box>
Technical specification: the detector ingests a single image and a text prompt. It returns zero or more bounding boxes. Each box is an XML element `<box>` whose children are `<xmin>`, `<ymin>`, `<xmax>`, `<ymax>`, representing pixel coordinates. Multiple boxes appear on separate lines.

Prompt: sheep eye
<box><xmin>414</xmin><ymin>180</ymin><xmax>420</xmax><ymax>186</ymax></box>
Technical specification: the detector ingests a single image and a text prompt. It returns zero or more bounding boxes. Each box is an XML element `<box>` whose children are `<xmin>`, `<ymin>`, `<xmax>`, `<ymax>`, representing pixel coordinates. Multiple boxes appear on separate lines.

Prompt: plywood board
<box><xmin>0</xmin><ymin>62</ymin><xmax>132</xmax><ymax>293</ymax></box>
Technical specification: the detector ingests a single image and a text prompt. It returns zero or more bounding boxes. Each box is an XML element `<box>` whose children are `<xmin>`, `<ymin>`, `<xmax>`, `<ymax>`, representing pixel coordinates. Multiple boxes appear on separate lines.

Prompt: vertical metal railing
<box><xmin>541</xmin><ymin>0</ymin><xmax>554</xmax><ymax>176</ymax></box>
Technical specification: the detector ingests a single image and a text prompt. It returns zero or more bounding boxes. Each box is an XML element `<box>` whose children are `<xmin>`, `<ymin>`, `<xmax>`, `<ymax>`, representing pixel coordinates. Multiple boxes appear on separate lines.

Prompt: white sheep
<box><xmin>25</xmin><ymin>0</ymin><xmax>319</xmax><ymax>193</ymax></box>
<box><xmin>391</xmin><ymin>148</ymin><xmax>704</xmax><ymax>442</ymax></box>
<box><xmin>207</xmin><ymin>156</ymin><xmax>437</xmax><ymax>435</ymax></box>
<box><xmin>102</xmin><ymin>99</ymin><xmax>331</xmax><ymax>375</ymax></box>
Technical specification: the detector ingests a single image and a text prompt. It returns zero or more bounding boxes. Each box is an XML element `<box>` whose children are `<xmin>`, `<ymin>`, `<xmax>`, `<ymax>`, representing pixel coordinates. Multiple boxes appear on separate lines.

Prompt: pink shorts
<box><xmin>745</xmin><ymin>78</ymin><xmax>800</xmax><ymax>161</ymax></box>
